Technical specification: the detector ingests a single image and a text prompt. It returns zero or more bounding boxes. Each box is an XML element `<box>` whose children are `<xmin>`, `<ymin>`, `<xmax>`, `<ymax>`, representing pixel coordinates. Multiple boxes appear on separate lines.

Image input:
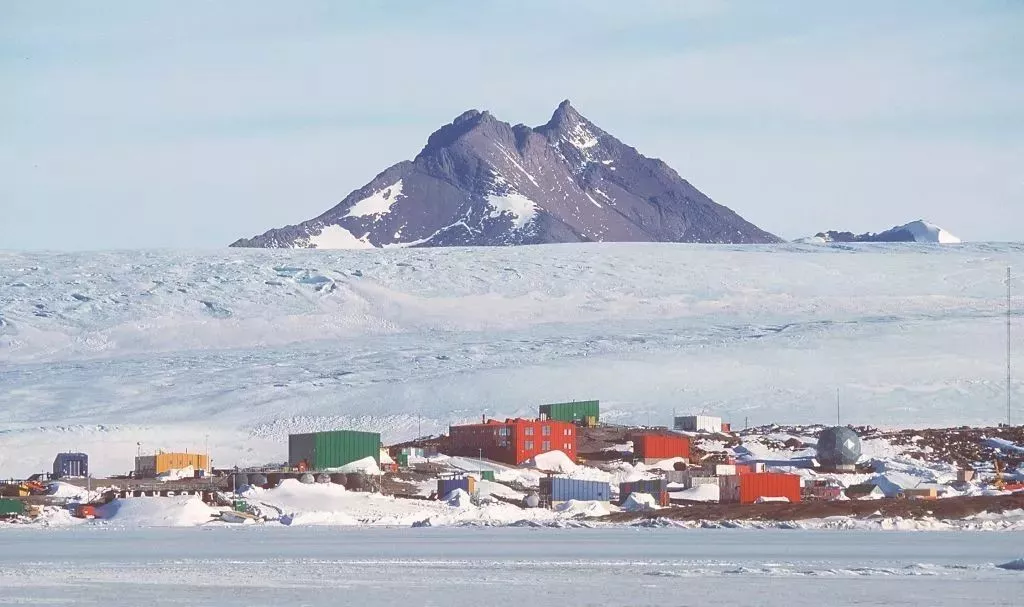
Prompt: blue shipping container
<box><xmin>541</xmin><ymin>477</ymin><xmax>611</xmax><ymax>502</ymax></box>
<box><xmin>52</xmin><ymin>453</ymin><xmax>89</xmax><ymax>479</ymax></box>
<box><xmin>437</xmin><ymin>478</ymin><xmax>471</xmax><ymax>497</ymax></box>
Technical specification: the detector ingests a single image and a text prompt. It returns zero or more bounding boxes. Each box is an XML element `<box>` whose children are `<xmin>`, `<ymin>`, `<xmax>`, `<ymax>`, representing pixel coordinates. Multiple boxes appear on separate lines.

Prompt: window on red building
<box><xmin>525</xmin><ymin>440</ymin><xmax>534</xmax><ymax>450</ymax></box>
<box><xmin>542</xmin><ymin>441</ymin><xmax>550</xmax><ymax>451</ymax></box>
<box><xmin>542</xmin><ymin>426</ymin><xmax>551</xmax><ymax>436</ymax></box>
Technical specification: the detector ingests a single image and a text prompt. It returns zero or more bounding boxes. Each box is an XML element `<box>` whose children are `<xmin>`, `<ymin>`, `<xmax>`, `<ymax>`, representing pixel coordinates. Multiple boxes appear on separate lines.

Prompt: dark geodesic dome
<box><xmin>816</xmin><ymin>426</ymin><xmax>862</xmax><ymax>467</ymax></box>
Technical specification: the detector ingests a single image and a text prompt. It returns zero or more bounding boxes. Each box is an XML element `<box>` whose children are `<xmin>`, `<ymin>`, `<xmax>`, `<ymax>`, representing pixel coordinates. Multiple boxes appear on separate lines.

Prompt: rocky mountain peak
<box><xmin>419</xmin><ymin>108</ymin><xmax>501</xmax><ymax>158</ymax></box>
<box><xmin>231</xmin><ymin>101</ymin><xmax>781</xmax><ymax>249</ymax></box>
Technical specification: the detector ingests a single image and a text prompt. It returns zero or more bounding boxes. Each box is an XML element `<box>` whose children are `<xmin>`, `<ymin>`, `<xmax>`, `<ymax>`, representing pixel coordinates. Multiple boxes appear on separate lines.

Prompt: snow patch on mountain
<box><xmin>898</xmin><ymin>220</ymin><xmax>961</xmax><ymax>244</ymax></box>
<box><xmin>345</xmin><ymin>180</ymin><xmax>404</xmax><ymax>218</ymax></box>
<box><xmin>567</xmin><ymin>122</ymin><xmax>599</xmax><ymax>150</ymax></box>
<box><xmin>306</xmin><ymin>225</ymin><xmax>373</xmax><ymax>249</ymax></box>
<box><xmin>487</xmin><ymin>193</ymin><xmax>538</xmax><ymax>229</ymax></box>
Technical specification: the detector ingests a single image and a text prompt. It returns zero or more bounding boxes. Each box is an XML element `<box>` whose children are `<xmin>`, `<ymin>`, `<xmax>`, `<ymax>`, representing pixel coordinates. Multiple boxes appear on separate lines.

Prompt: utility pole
<box><xmin>1009</xmin><ymin>267</ymin><xmax>1013</xmax><ymax>426</ymax></box>
<box><xmin>836</xmin><ymin>388</ymin><xmax>841</xmax><ymax>426</ymax></box>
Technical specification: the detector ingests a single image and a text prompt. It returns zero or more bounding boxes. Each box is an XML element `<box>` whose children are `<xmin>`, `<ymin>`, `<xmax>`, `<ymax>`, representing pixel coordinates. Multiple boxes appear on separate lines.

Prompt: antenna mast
<box><xmin>836</xmin><ymin>387</ymin><xmax>840</xmax><ymax>426</ymax></box>
<box><xmin>1009</xmin><ymin>267</ymin><xmax>1013</xmax><ymax>426</ymax></box>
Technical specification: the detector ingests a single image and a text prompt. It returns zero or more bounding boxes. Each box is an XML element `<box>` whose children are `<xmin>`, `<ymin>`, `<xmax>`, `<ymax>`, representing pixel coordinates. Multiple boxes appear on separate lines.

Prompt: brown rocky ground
<box><xmin>882</xmin><ymin>426</ymin><xmax>1024</xmax><ymax>470</ymax></box>
<box><xmin>603</xmin><ymin>493</ymin><xmax>1024</xmax><ymax>523</ymax></box>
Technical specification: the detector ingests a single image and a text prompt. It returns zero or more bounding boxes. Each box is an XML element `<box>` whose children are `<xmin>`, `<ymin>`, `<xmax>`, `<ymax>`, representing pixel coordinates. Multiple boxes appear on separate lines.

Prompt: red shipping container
<box><xmin>632</xmin><ymin>433</ymin><xmax>691</xmax><ymax>461</ymax></box>
<box><xmin>738</xmin><ymin>473</ymin><xmax>801</xmax><ymax>504</ymax></box>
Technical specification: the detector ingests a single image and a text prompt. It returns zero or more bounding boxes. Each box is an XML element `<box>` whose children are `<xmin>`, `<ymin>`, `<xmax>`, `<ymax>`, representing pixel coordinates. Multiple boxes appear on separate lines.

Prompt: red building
<box><xmin>631</xmin><ymin>432</ymin><xmax>691</xmax><ymax>463</ymax></box>
<box><xmin>719</xmin><ymin>473</ymin><xmax>802</xmax><ymax>504</ymax></box>
<box><xmin>448</xmin><ymin>418</ymin><xmax>577</xmax><ymax>465</ymax></box>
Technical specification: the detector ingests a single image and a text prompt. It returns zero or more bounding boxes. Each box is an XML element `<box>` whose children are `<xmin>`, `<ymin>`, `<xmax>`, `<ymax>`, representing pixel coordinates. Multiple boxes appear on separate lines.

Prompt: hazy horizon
<box><xmin>3</xmin><ymin>1</ymin><xmax>1022</xmax><ymax>250</ymax></box>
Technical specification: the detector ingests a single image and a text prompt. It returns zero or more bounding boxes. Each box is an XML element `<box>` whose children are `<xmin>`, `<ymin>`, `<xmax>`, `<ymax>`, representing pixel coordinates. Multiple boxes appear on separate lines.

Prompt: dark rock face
<box><xmin>813</xmin><ymin>229</ymin><xmax>917</xmax><ymax>243</ymax></box>
<box><xmin>231</xmin><ymin>100</ymin><xmax>781</xmax><ymax>248</ymax></box>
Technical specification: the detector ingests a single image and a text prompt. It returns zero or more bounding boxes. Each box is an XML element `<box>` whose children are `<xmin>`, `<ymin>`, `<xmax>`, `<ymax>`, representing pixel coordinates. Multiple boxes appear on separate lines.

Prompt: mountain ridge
<box><xmin>230</xmin><ymin>101</ymin><xmax>780</xmax><ymax>249</ymax></box>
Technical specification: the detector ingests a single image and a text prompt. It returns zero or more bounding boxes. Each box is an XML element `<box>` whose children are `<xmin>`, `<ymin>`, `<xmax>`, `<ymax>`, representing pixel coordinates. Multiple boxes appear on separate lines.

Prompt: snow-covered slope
<box><xmin>805</xmin><ymin>220</ymin><xmax>961</xmax><ymax>244</ymax></box>
<box><xmin>899</xmin><ymin>220</ymin><xmax>961</xmax><ymax>244</ymax></box>
<box><xmin>1</xmin><ymin>243</ymin><xmax>1021</xmax><ymax>476</ymax></box>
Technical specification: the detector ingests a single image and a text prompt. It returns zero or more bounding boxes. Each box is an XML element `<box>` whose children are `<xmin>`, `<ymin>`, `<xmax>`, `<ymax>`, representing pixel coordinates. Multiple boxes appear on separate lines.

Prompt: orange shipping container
<box><xmin>135</xmin><ymin>452</ymin><xmax>210</xmax><ymax>477</ymax></box>
<box><xmin>737</xmin><ymin>473</ymin><xmax>801</xmax><ymax>505</ymax></box>
<box><xmin>632</xmin><ymin>433</ymin><xmax>691</xmax><ymax>461</ymax></box>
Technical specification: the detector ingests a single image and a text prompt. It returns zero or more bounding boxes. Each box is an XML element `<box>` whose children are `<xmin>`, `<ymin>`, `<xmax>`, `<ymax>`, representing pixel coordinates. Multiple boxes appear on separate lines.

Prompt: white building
<box><xmin>674</xmin><ymin>415</ymin><xmax>722</xmax><ymax>433</ymax></box>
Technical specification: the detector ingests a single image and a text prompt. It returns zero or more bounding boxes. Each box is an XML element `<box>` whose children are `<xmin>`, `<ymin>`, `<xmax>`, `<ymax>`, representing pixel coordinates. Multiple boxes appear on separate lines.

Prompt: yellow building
<box><xmin>134</xmin><ymin>452</ymin><xmax>210</xmax><ymax>478</ymax></box>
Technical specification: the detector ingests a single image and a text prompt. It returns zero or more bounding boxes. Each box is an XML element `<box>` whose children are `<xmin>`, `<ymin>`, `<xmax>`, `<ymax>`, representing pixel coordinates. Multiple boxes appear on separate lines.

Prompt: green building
<box><xmin>0</xmin><ymin>499</ymin><xmax>26</xmax><ymax>516</ymax></box>
<box><xmin>288</xmin><ymin>430</ymin><xmax>381</xmax><ymax>470</ymax></box>
<box><xmin>539</xmin><ymin>400</ymin><xmax>600</xmax><ymax>425</ymax></box>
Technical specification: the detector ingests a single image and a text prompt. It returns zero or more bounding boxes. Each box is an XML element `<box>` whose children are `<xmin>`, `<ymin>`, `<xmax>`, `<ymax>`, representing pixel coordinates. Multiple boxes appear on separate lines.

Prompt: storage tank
<box><xmin>816</xmin><ymin>427</ymin><xmax>862</xmax><ymax>472</ymax></box>
<box><xmin>249</xmin><ymin>473</ymin><xmax>268</xmax><ymax>488</ymax></box>
<box><xmin>329</xmin><ymin>473</ymin><xmax>348</xmax><ymax>485</ymax></box>
<box><xmin>298</xmin><ymin>473</ymin><xmax>315</xmax><ymax>484</ymax></box>
<box><xmin>315</xmin><ymin>473</ymin><xmax>331</xmax><ymax>484</ymax></box>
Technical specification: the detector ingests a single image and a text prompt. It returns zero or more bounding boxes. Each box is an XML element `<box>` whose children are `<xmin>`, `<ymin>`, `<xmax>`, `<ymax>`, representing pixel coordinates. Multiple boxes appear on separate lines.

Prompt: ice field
<box><xmin>0</xmin><ymin>527</ymin><xmax>1022</xmax><ymax>606</ymax></box>
<box><xmin>2</xmin><ymin>242</ymin><xmax>1023</xmax><ymax>476</ymax></box>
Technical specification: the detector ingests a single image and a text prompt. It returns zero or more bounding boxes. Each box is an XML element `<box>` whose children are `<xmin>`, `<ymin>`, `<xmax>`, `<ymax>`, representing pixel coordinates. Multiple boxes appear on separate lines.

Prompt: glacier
<box><xmin>1</xmin><ymin>242</ymin><xmax>1022</xmax><ymax>477</ymax></box>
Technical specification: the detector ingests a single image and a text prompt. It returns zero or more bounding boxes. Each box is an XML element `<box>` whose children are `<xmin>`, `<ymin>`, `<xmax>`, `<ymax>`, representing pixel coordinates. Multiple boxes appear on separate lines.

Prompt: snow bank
<box><xmin>325</xmin><ymin>456</ymin><xmax>382</xmax><ymax>475</ymax></box>
<box><xmin>243</xmin><ymin>479</ymin><xmax>349</xmax><ymax>513</ymax></box>
<box><xmin>985</xmin><ymin>438</ymin><xmax>1024</xmax><ymax>453</ymax></box>
<box><xmin>444</xmin><ymin>489</ymin><xmax>473</xmax><ymax>508</ymax></box>
<box><xmin>155</xmin><ymin>465</ymin><xmax>195</xmax><ymax>482</ymax></box>
<box><xmin>280</xmin><ymin>511</ymin><xmax>360</xmax><ymax>526</ymax></box>
<box><xmin>97</xmin><ymin>496</ymin><xmax>221</xmax><ymax>527</ymax></box>
<box><xmin>670</xmin><ymin>484</ymin><xmax>720</xmax><ymax>502</ymax></box>
<box><xmin>46</xmin><ymin>482</ymin><xmax>89</xmax><ymax>500</ymax></box>
<box><xmin>622</xmin><ymin>492</ymin><xmax>659</xmax><ymax>512</ymax></box>
<box><xmin>554</xmin><ymin>500</ymin><xmax>611</xmax><ymax>517</ymax></box>
<box><xmin>523</xmin><ymin>450</ymin><xmax>578</xmax><ymax>473</ymax></box>
<box><xmin>642</xmin><ymin>457</ymin><xmax>688</xmax><ymax>472</ymax></box>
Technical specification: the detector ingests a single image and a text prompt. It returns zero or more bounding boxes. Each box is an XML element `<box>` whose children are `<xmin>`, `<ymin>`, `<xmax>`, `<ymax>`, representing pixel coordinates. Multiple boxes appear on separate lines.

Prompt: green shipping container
<box><xmin>481</xmin><ymin>470</ymin><xmax>496</xmax><ymax>481</ymax></box>
<box><xmin>0</xmin><ymin>498</ymin><xmax>26</xmax><ymax>516</ymax></box>
<box><xmin>289</xmin><ymin>430</ymin><xmax>381</xmax><ymax>470</ymax></box>
<box><xmin>539</xmin><ymin>400</ymin><xmax>600</xmax><ymax>424</ymax></box>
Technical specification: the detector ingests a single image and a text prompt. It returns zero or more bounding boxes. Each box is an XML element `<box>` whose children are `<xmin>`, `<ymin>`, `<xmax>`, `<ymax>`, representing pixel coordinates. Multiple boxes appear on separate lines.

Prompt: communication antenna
<box><xmin>836</xmin><ymin>387</ymin><xmax>841</xmax><ymax>426</ymax></box>
<box><xmin>1009</xmin><ymin>267</ymin><xmax>1013</xmax><ymax>426</ymax></box>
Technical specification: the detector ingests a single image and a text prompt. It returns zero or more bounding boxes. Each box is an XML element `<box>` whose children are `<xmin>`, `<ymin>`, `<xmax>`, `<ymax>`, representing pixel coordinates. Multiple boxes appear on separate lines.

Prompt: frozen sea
<box><xmin>0</xmin><ymin>527</ymin><xmax>1021</xmax><ymax>606</ymax></box>
<box><xmin>2</xmin><ymin>243</ymin><xmax>1023</xmax><ymax>476</ymax></box>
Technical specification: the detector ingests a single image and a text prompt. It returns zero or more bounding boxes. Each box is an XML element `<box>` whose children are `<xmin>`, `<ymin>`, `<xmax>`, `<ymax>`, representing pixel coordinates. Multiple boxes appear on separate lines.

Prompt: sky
<box><xmin>2</xmin><ymin>0</ymin><xmax>1022</xmax><ymax>250</ymax></box>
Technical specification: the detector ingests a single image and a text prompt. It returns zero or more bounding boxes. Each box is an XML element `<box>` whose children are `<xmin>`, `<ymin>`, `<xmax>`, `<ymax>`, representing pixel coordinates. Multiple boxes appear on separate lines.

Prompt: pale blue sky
<box><xmin>2</xmin><ymin>0</ymin><xmax>1022</xmax><ymax>249</ymax></box>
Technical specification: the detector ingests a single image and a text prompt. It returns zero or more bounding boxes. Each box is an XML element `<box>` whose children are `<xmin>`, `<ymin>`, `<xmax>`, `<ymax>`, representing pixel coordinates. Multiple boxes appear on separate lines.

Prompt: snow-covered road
<box><xmin>0</xmin><ymin>527</ymin><xmax>1020</xmax><ymax>606</ymax></box>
